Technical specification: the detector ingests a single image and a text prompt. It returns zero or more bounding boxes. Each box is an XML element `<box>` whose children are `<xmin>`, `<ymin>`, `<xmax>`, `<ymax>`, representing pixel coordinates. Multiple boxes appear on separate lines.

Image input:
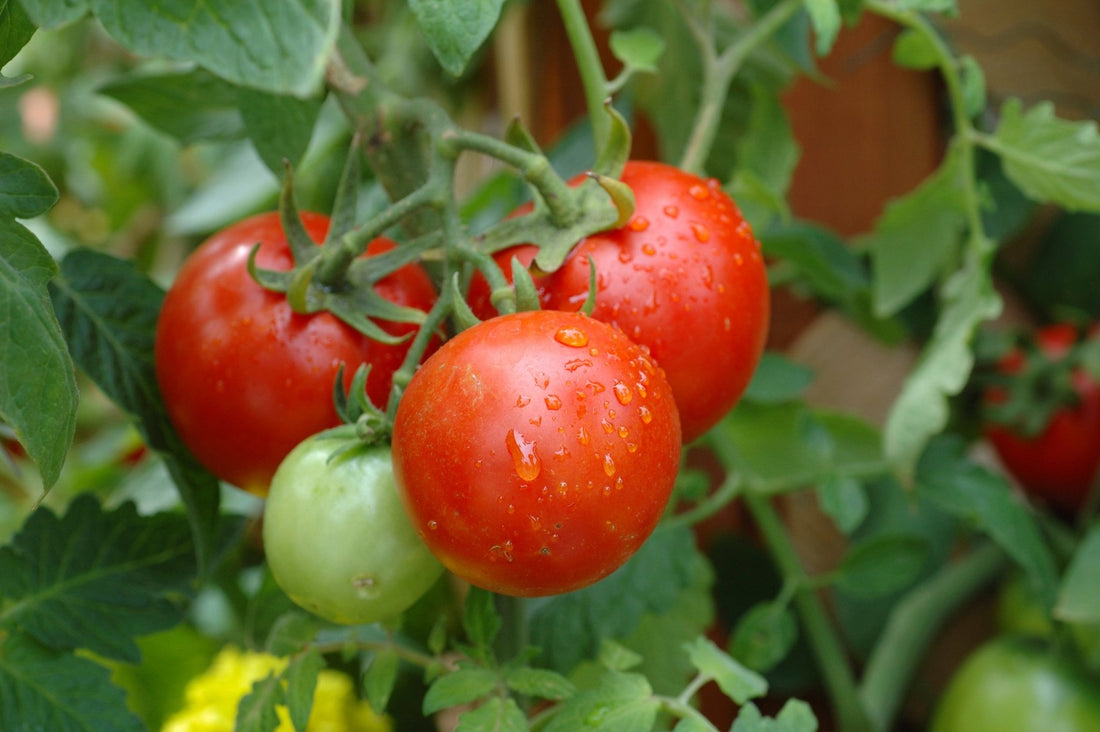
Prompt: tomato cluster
<box><xmin>157</xmin><ymin>161</ymin><xmax>768</xmax><ymax>615</ymax></box>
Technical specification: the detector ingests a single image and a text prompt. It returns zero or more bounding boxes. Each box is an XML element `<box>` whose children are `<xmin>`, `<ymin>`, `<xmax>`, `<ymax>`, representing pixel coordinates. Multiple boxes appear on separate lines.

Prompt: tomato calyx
<box><xmin>328</xmin><ymin>364</ymin><xmax>392</xmax><ymax>447</ymax></box>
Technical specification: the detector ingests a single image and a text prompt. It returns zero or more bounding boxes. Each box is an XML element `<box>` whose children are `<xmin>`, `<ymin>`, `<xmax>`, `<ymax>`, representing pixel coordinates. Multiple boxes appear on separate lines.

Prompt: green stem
<box><xmin>385</xmin><ymin>294</ymin><xmax>453</xmax><ymax>420</ymax></box>
<box><xmin>858</xmin><ymin>542</ymin><xmax>1008</xmax><ymax>732</ymax></box>
<box><xmin>555</xmin><ymin>0</ymin><xmax>611</xmax><ymax>150</ymax></box>
<box><xmin>678</xmin><ymin>0</ymin><xmax>803</xmax><ymax>174</ymax></box>
<box><xmin>744</xmin><ymin>491</ymin><xmax>872</xmax><ymax>732</ymax></box>
<box><xmin>493</xmin><ymin>594</ymin><xmax>529</xmax><ymax>662</ymax></box>
<box><xmin>661</xmin><ymin>470</ymin><xmax>744</xmax><ymax>533</ymax></box>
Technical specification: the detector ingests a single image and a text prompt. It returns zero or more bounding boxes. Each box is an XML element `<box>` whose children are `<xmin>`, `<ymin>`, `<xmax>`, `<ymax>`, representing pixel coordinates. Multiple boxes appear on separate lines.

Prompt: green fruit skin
<box><xmin>263</xmin><ymin>437</ymin><xmax>444</xmax><ymax>625</ymax></box>
<box><xmin>930</xmin><ymin>635</ymin><xmax>1100</xmax><ymax>732</ymax></box>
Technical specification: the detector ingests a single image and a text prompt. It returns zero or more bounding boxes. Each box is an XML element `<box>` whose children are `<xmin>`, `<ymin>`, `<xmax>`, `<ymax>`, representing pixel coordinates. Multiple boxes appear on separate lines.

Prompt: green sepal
<box><xmin>505</xmin><ymin>118</ymin><xmax>544</xmax><ymax>156</ymax></box>
<box><xmin>593</xmin><ymin>101</ymin><xmax>633</xmax><ymax>179</ymax></box>
<box><xmin>286</xmin><ymin>257</ymin><xmax>325</xmax><ymax>314</ymax></box>
<box><xmin>587</xmin><ymin>171</ymin><xmax>635</xmax><ymax>229</ymax></box>
<box><xmin>580</xmin><ymin>255</ymin><xmax>598</xmax><ymax>316</ymax></box>
<box><xmin>325</xmin><ymin>133</ymin><xmax>363</xmax><ymax>247</ymax></box>
<box><xmin>278</xmin><ymin>163</ymin><xmax>321</xmax><ymax>266</ymax></box>
<box><xmin>511</xmin><ymin>255</ymin><xmax>541</xmax><ymax>313</ymax></box>
<box><xmin>246</xmin><ymin>244</ymin><xmax>293</xmax><ymax>293</ymax></box>
<box><xmin>448</xmin><ymin>273</ymin><xmax>483</xmax><ymax>333</ymax></box>
<box><xmin>326</xmin><ymin>292</ymin><xmax>417</xmax><ymax>346</ymax></box>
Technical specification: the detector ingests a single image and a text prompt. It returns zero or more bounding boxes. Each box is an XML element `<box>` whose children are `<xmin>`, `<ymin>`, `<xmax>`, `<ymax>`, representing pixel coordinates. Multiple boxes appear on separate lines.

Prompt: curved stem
<box><xmin>555</xmin><ymin>0</ymin><xmax>611</xmax><ymax>150</ymax></box>
<box><xmin>661</xmin><ymin>470</ymin><xmax>744</xmax><ymax>533</ymax></box>
<box><xmin>858</xmin><ymin>542</ymin><xmax>1007</xmax><ymax>732</ymax></box>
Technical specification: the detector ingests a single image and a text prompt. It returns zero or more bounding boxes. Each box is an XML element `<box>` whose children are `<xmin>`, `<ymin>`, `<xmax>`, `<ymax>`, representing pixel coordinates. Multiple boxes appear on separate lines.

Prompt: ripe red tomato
<box><xmin>983</xmin><ymin>323</ymin><xmax>1100</xmax><ymax>513</ymax></box>
<box><xmin>155</xmin><ymin>211</ymin><xmax>437</xmax><ymax>495</ymax></box>
<box><xmin>468</xmin><ymin>161</ymin><xmax>769</xmax><ymax>443</ymax></box>
<box><xmin>391</xmin><ymin>310</ymin><xmax>682</xmax><ymax>597</ymax></box>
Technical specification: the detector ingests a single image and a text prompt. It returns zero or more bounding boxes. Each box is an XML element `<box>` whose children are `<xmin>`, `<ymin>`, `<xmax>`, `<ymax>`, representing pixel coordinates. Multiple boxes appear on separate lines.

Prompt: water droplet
<box><xmin>702</xmin><ymin>265</ymin><xmax>714</xmax><ymax>288</ymax></box>
<box><xmin>427</xmin><ymin>520</ymin><xmax>439</xmax><ymax>530</ymax></box>
<box><xmin>505</xmin><ymin>429</ymin><xmax>541</xmax><ymax>481</ymax></box>
<box><xmin>529</xmin><ymin>416</ymin><xmax>542</xmax><ymax>427</ymax></box>
<box><xmin>734</xmin><ymin>252</ymin><xmax>744</xmax><ymax>266</ymax></box>
<box><xmin>555</xmin><ymin>326</ymin><xmax>588</xmax><ymax>347</ymax></box>
<box><xmin>554</xmin><ymin>446</ymin><xmax>570</xmax><ymax>461</ymax></box>
<box><xmin>629</xmin><ymin>216</ymin><xmax>650</xmax><ymax>232</ymax></box>
<box><xmin>602</xmin><ymin>485</ymin><xmax>612</xmax><ymax>497</ymax></box>
<box><xmin>616</xmin><ymin>476</ymin><xmax>624</xmax><ymax>491</ymax></box>
<box><xmin>618</xmin><ymin>425</ymin><xmax>629</xmax><ymax>439</ymax></box>
<box><xmin>663</xmin><ymin>204</ymin><xmax>679</xmax><ymax>218</ymax></box>
<box><xmin>588</xmin><ymin>347</ymin><xmax>599</xmax><ymax>357</ymax></box>
<box><xmin>515</xmin><ymin>394</ymin><xmax>531</xmax><ymax>407</ymax></box>
<box><xmin>724</xmin><ymin>317</ymin><xmax>732</xmax><ymax>332</ymax></box>
<box><xmin>507</xmin><ymin>504</ymin><xmax>516</xmax><ymax>515</ymax></box>
<box><xmin>489</xmin><ymin>541</ymin><xmax>515</xmax><ymax>563</ymax></box>
<box><xmin>618</xmin><ymin>250</ymin><xmax>633</xmax><ymax>264</ymax></box>
<box><xmin>545</xmin><ymin>394</ymin><xmax>562</xmax><ymax>410</ymax></box>
<box><xmin>613</xmin><ymin>382</ymin><xmax>633</xmax><ymax>405</ymax></box>
<box><xmin>577</xmin><ymin>427</ymin><xmax>590</xmax><ymax>446</ymax></box>
<box><xmin>601</xmin><ymin>418</ymin><xmax>615</xmax><ymax>435</ymax></box>
<box><xmin>564</xmin><ymin>358</ymin><xmax>592</xmax><ymax>372</ymax></box>
<box><xmin>691</xmin><ymin>223</ymin><xmax>711</xmax><ymax>242</ymax></box>
<box><xmin>641</xmin><ymin>242</ymin><xmax>657</xmax><ymax>256</ymax></box>
<box><xmin>603</xmin><ymin>454</ymin><xmax>616</xmax><ymax>477</ymax></box>
<box><xmin>689</xmin><ymin>184</ymin><xmax>710</xmax><ymax>200</ymax></box>
<box><xmin>639</xmin><ymin>406</ymin><xmax>654</xmax><ymax>424</ymax></box>
<box><xmin>533</xmin><ymin>371</ymin><xmax>550</xmax><ymax>389</ymax></box>
<box><xmin>529</xmin><ymin>515</ymin><xmax>541</xmax><ymax>530</ymax></box>
<box><xmin>586</xmin><ymin>380</ymin><xmax>605</xmax><ymax>395</ymax></box>
<box><xmin>627</xmin><ymin>442</ymin><xmax>639</xmax><ymax>453</ymax></box>
<box><xmin>635</xmin><ymin>382</ymin><xmax>647</xmax><ymax>399</ymax></box>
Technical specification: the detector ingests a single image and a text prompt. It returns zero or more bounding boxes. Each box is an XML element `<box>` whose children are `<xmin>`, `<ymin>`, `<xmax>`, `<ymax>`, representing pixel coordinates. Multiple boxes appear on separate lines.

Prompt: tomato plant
<box><xmin>263</xmin><ymin>433</ymin><xmax>443</xmax><ymax>625</ymax></box>
<box><xmin>981</xmin><ymin>323</ymin><xmax>1100</xmax><ymax>513</ymax></box>
<box><xmin>391</xmin><ymin>309</ymin><xmax>681</xmax><ymax>596</ymax></box>
<box><xmin>468</xmin><ymin>161</ymin><xmax>769</xmax><ymax>443</ymax></box>
<box><xmin>155</xmin><ymin>211</ymin><xmax>437</xmax><ymax>495</ymax></box>
<box><xmin>929</xmin><ymin>635</ymin><xmax>1100</xmax><ymax>732</ymax></box>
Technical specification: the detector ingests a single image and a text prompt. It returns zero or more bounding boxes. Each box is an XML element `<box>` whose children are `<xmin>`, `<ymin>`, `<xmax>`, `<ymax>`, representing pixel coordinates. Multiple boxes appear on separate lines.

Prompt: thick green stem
<box><xmin>493</xmin><ymin>594</ymin><xmax>529</xmax><ymax>662</ymax></box>
<box><xmin>743</xmin><ymin>491</ymin><xmax>872</xmax><ymax>732</ymax></box>
<box><xmin>555</xmin><ymin>0</ymin><xmax>611</xmax><ymax>150</ymax></box>
<box><xmin>678</xmin><ymin>0</ymin><xmax>803</xmax><ymax>174</ymax></box>
<box><xmin>858</xmin><ymin>542</ymin><xmax>1008</xmax><ymax>731</ymax></box>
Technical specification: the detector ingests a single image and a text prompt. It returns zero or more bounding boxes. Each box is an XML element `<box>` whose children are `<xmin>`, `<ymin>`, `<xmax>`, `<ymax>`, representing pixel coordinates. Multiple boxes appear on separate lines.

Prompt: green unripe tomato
<box><xmin>930</xmin><ymin>635</ymin><xmax>1100</xmax><ymax>732</ymax></box>
<box><xmin>263</xmin><ymin>435</ymin><xmax>444</xmax><ymax>625</ymax></box>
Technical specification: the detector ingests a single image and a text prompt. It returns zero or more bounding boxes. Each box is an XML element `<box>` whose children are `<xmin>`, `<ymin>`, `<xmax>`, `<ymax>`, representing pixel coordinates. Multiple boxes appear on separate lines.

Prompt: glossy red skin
<box><xmin>391</xmin><ymin>310</ymin><xmax>682</xmax><ymax>597</ymax></box>
<box><xmin>985</xmin><ymin>324</ymin><xmax>1100</xmax><ymax>513</ymax></box>
<box><xmin>156</xmin><ymin>211</ymin><xmax>437</xmax><ymax>495</ymax></box>
<box><xmin>469</xmin><ymin>161</ymin><xmax>770</xmax><ymax>443</ymax></box>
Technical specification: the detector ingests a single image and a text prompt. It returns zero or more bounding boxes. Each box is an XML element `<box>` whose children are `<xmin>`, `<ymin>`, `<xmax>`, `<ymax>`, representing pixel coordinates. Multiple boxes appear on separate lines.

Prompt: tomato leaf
<box><xmin>0</xmin><ymin>495</ymin><xmax>196</xmax><ymax>663</ymax></box>
<box><xmin>0</xmin><ymin>151</ymin><xmax>57</xmax><ymax>219</ymax></box>
<box><xmin>816</xmin><ymin>474</ymin><xmax>869</xmax><ymax>535</ymax></box>
<box><xmin>16</xmin><ymin>0</ymin><xmax>87</xmax><ymax>27</ymax></box>
<box><xmin>916</xmin><ymin>437</ymin><xmax>1060</xmax><ymax>609</ymax></box>
<box><xmin>462</xmin><ymin>586</ymin><xmax>502</xmax><ymax>657</ymax></box>
<box><xmin>235</xmin><ymin>671</ymin><xmax>286</xmax><ymax>732</ymax></box>
<box><xmin>743</xmin><ymin>353</ymin><xmax>814</xmax><ymax>404</ymax></box>
<box><xmin>802</xmin><ymin>0</ymin><xmax>841</xmax><ymax>56</ymax></box>
<box><xmin>0</xmin><ymin>1</ymin><xmax>35</xmax><ymax>83</ymax></box>
<box><xmin>98</xmin><ymin>69</ymin><xmax>244</xmax><ymax>144</ymax></box>
<box><xmin>543</xmin><ymin>670</ymin><xmax>658</xmax><ymax>732</ymax></box>
<box><xmin>364</xmin><ymin>647</ymin><xmax>400</xmax><ymax>714</ymax></box>
<box><xmin>609</xmin><ymin>27</ymin><xmax>666</xmax><ymax>75</ymax></box>
<box><xmin>834</xmin><ymin>534</ymin><xmax>930</xmax><ymax>599</ymax></box>
<box><xmin>1055</xmin><ymin>523</ymin><xmax>1100</xmax><ymax>624</ymax></box>
<box><xmin>730</xmin><ymin>602</ymin><xmax>799</xmax><ymax>673</ymax></box>
<box><xmin>891</xmin><ymin>28</ymin><xmax>939</xmax><ymax>70</ymax></box>
<box><xmin>86</xmin><ymin>0</ymin><xmax>340</xmax><ymax>97</ymax></box>
<box><xmin>48</xmin><ymin>248</ymin><xmax>225</xmax><ymax>576</ymax></box>
<box><xmin>0</xmin><ymin>631</ymin><xmax>144</xmax><ymax>732</ymax></box>
<box><xmin>285</xmin><ymin>648</ymin><xmax>324</xmax><ymax>732</ymax></box>
<box><xmin>408</xmin><ymin>0</ymin><xmax>506</xmax><ymax>77</ymax></box>
<box><xmin>422</xmin><ymin>666</ymin><xmax>499</xmax><ymax>715</ymax></box>
<box><xmin>731</xmin><ymin>699</ymin><xmax>818</xmax><ymax>732</ymax></box>
<box><xmin>529</xmin><ymin>525</ymin><xmax>699</xmax><ymax>673</ymax></box>
<box><xmin>237</xmin><ymin>88</ymin><xmax>324</xmax><ymax>177</ymax></box>
<box><xmin>987</xmin><ymin>99</ymin><xmax>1100</xmax><ymax>212</ymax></box>
<box><xmin>505</xmin><ymin>667</ymin><xmax>576</xmax><ymax>702</ymax></box>
<box><xmin>456</xmin><ymin>696</ymin><xmax>528</xmax><ymax>732</ymax></box>
<box><xmin>688</xmin><ymin>636</ymin><xmax>769</xmax><ymax>705</ymax></box>
<box><xmin>0</xmin><ymin>218</ymin><xmax>76</xmax><ymax>490</ymax></box>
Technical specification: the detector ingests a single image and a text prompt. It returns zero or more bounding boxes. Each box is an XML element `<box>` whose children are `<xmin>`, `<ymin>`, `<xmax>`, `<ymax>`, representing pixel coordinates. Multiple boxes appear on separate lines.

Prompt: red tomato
<box><xmin>156</xmin><ymin>211</ymin><xmax>437</xmax><ymax>496</ymax></box>
<box><xmin>984</xmin><ymin>324</ymin><xmax>1100</xmax><ymax>513</ymax></box>
<box><xmin>391</xmin><ymin>310</ymin><xmax>682</xmax><ymax>596</ymax></box>
<box><xmin>468</xmin><ymin>161</ymin><xmax>770</xmax><ymax>443</ymax></box>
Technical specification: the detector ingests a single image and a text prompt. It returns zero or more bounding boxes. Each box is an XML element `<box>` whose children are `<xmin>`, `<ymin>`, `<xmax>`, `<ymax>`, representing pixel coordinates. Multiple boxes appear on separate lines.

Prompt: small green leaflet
<box><xmin>802</xmin><ymin>0</ymin><xmax>841</xmax><ymax>56</ymax></box>
<box><xmin>731</xmin><ymin>699</ymin><xmax>819</xmax><ymax>732</ymax></box>
<box><xmin>544</xmin><ymin>670</ymin><xmax>659</xmax><ymax>732</ymax></box>
<box><xmin>986</xmin><ymin>99</ymin><xmax>1100</xmax><ymax>212</ymax></box>
<box><xmin>0</xmin><ymin>0</ymin><xmax>36</xmax><ymax>79</ymax></box>
<box><xmin>456</xmin><ymin>697</ymin><xmax>527</xmax><ymax>732</ymax></box>
<box><xmin>1054</xmin><ymin>523</ymin><xmax>1100</xmax><ymax>624</ymax></box>
<box><xmin>834</xmin><ymin>534</ymin><xmax>930</xmax><ymax>599</ymax></box>
<box><xmin>609</xmin><ymin>27</ymin><xmax>666</xmax><ymax>75</ymax></box>
<box><xmin>409</xmin><ymin>0</ymin><xmax>506</xmax><ymax>77</ymax></box>
<box><xmin>686</xmin><ymin>637</ymin><xmax>768</xmax><ymax>705</ymax></box>
<box><xmin>0</xmin><ymin>150</ymin><xmax>58</xmax><ymax>219</ymax></box>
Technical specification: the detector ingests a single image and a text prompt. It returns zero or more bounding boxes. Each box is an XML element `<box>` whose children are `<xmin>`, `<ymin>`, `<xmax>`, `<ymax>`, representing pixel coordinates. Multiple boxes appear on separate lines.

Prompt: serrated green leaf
<box><xmin>803</xmin><ymin>0</ymin><xmax>841</xmax><ymax>56</ymax></box>
<box><xmin>463</xmin><ymin>586</ymin><xmax>502</xmax><ymax>655</ymax></box>
<box><xmin>48</xmin><ymin>248</ymin><xmax>224</xmax><ymax>574</ymax></box>
<box><xmin>285</xmin><ymin>649</ymin><xmax>324</xmax><ymax>732</ymax></box>
<box><xmin>237</xmin><ymin>88</ymin><xmax>323</xmax><ymax>177</ymax></box>
<box><xmin>609</xmin><ymin>27</ymin><xmax>665</xmax><ymax>74</ymax></box>
<box><xmin>916</xmin><ymin>437</ymin><xmax>1059</xmax><ymax>609</ymax></box>
<box><xmin>673</xmin><ymin>716</ymin><xmax>718</xmax><ymax>732</ymax></box>
<box><xmin>264</xmin><ymin>611</ymin><xmax>319</xmax><ymax>657</ymax></box>
<box><xmin>959</xmin><ymin>55</ymin><xmax>987</xmax><ymax>118</ymax></box>
<box><xmin>235</xmin><ymin>671</ymin><xmax>286</xmax><ymax>732</ymax></box>
<box><xmin>98</xmin><ymin>68</ymin><xmax>244</xmax><ymax>144</ymax></box>
<box><xmin>736</xmin><ymin>82</ymin><xmax>800</xmax><ymax>198</ymax></box>
<box><xmin>743</xmin><ymin>353</ymin><xmax>814</xmax><ymax>404</ymax></box>
<box><xmin>422</xmin><ymin>667</ymin><xmax>500</xmax><ymax>715</ymax></box>
<box><xmin>732</xmin><ymin>699</ymin><xmax>819</xmax><ymax>732</ymax></box>
<box><xmin>456</xmin><ymin>696</ymin><xmax>528</xmax><ymax>732</ymax></box>
<box><xmin>505</xmin><ymin>667</ymin><xmax>576</xmax><ymax>701</ymax></box>
<box><xmin>730</xmin><ymin>603</ymin><xmax>798</xmax><ymax>673</ymax></box>
<box><xmin>544</xmin><ymin>670</ymin><xmax>657</xmax><ymax>732</ymax></box>
<box><xmin>815</xmin><ymin>474</ymin><xmax>868</xmax><ymax>534</ymax></box>
<box><xmin>599</xmin><ymin>639</ymin><xmax>644</xmax><ymax>672</ymax></box>
<box><xmin>686</xmin><ymin>637</ymin><xmax>768</xmax><ymax>705</ymax></box>
<box><xmin>0</xmin><ymin>1</ymin><xmax>36</xmax><ymax>70</ymax></box>
<box><xmin>866</xmin><ymin>149</ymin><xmax>968</xmax><ymax>316</ymax></box>
<box><xmin>988</xmin><ymin>99</ymin><xmax>1100</xmax><ymax>211</ymax></box>
<box><xmin>892</xmin><ymin>28</ymin><xmax>939</xmax><ymax>70</ymax></box>
<box><xmin>408</xmin><ymin>0</ymin><xmax>505</xmax><ymax>77</ymax></box>
<box><xmin>1054</xmin><ymin>523</ymin><xmax>1100</xmax><ymax>623</ymax></box>
<box><xmin>88</xmin><ymin>0</ymin><xmax>340</xmax><ymax>97</ymax></box>
<box><xmin>16</xmin><ymin>0</ymin><xmax>87</xmax><ymax>28</ymax></box>
<box><xmin>529</xmin><ymin>525</ymin><xmax>699</xmax><ymax>673</ymax></box>
<box><xmin>835</xmin><ymin>534</ymin><xmax>930</xmax><ymax>598</ymax></box>
<box><xmin>0</xmin><ymin>218</ymin><xmax>76</xmax><ymax>489</ymax></box>
<box><xmin>0</xmin><ymin>631</ymin><xmax>144</xmax><ymax>732</ymax></box>
<box><xmin>0</xmin><ymin>495</ymin><xmax>195</xmax><ymax>662</ymax></box>
<box><xmin>0</xmin><ymin>151</ymin><xmax>58</xmax><ymax>218</ymax></box>
<box><xmin>364</xmin><ymin>647</ymin><xmax>400</xmax><ymax>713</ymax></box>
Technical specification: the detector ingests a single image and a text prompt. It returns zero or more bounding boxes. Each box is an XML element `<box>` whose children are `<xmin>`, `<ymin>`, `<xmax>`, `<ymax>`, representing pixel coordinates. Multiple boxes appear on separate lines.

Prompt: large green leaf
<box><xmin>408</xmin><ymin>0</ymin><xmax>506</xmax><ymax>77</ymax></box>
<box><xmin>1055</xmin><ymin>523</ymin><xmax>1100</xmax><ymax>624</ymax></box>
<box><xmin>544</xmin><ymin>670</ymin><xmax>658</xmax><ymax>732</ymax></box>
<box><xmin>0</xmin><ymin>0</ymin><xmax>36</xmax><ymax>71</ymax></box>
<box><xmin>987</xmin><ymin>99</ymin><xmax>1100</xmax><ymax>212</ymax></box>
<box><xmin>0</xmin><ymin>217</ymin><xmax>75</xmax><ymax>490</ymax></box>
<box><xmin>802</xmin><ymin>0</ymin><xmax>840</xmax><ymax>56</ymax></box>
<box><xmin>48</xmin><ymin>249</ymin><xmax>223</xmax><ymax>575</ymax></box>
<box><xmin>17</xmin><ymin>0</ymin><xmax>88</xmax><ymax>28</ymax></box>
<box><xmin>0</xmin><ymin>150</ymin><xmax>58</xmax><ymax>218</ymax></box>
<box><xmin>89</xmin><ymin>0</ymin><xmax>341</xmax><ymax>97</ymax></box>
<box><xmin>0</xmin><ymin>495</ymin><xmax>197</xmax><ymax>663</ymax></box>
<box><xmin>0</xmin><ymin>632</ymin><xmax>143</xmax><ymax>732</ymax></box>
<box><xmin>236</xmin><ymin>87</ymin><xmax>323</xmax><ymax>176</ymax></box>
